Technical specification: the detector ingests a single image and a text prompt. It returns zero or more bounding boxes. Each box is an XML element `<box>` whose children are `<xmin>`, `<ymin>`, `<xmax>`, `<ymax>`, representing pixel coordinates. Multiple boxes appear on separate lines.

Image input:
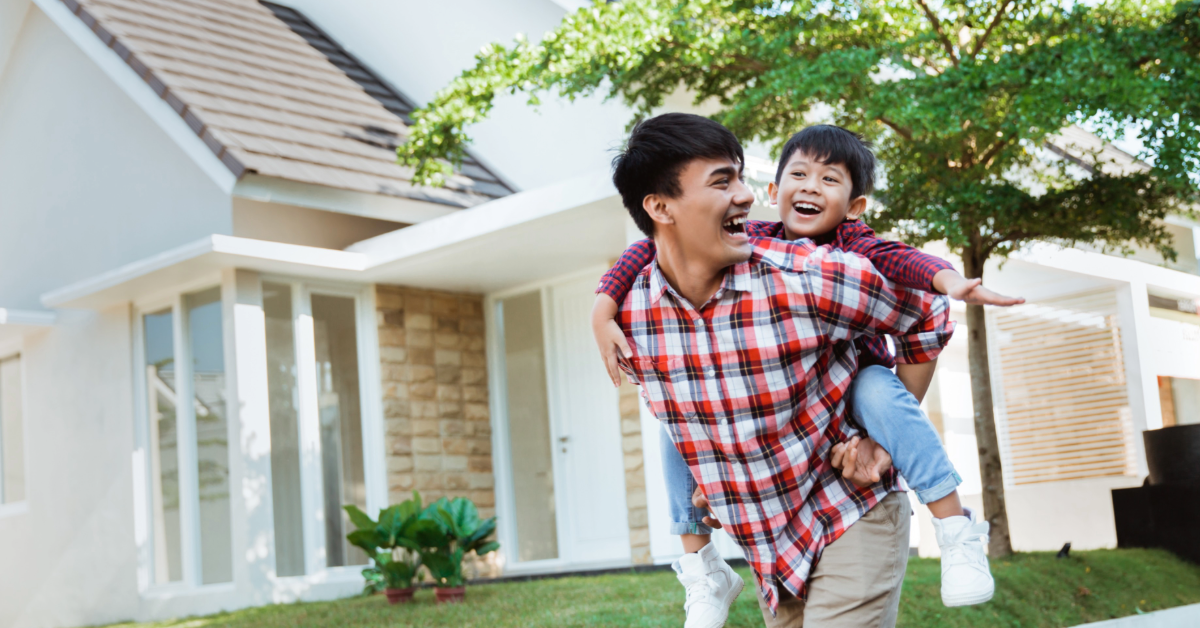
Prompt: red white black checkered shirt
<box><xmin>599</xmin><ymin>219</ymin><xmax>955</xmax><ymax>369</ymax></box>
<box><xmin>617</xmin><ymin>239</ymin><xmax>954</xmax><ymax>612</ymax></box>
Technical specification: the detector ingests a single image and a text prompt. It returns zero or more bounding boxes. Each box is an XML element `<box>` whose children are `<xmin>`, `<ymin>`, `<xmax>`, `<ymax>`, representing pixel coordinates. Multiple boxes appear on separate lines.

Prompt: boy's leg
<box><xmin>848</xmin><ymin>366</ymin><xmax>993</xmax><ymax>608</ymax></box>
<box><xmin>662</xmin><ymin>424</ymin><xmax>744</xmax><ymax>628</ymax></box>
<box><xmin>753</xmin><ymin>492</ymin><xmax>910</xmax><ymax>628</ymax></box>
<box><xmin>848</xmin><ymin>365</ymin><xmax>961</xmax><ymax>507</ymax></box>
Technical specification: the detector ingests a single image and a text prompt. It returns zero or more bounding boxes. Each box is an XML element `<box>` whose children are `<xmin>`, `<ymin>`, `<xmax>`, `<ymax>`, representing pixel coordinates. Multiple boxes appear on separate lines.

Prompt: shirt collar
<box><xmin>647</xmin><ymin>254</ymin><xmax>755</xmax><ymax>307</ymax></box>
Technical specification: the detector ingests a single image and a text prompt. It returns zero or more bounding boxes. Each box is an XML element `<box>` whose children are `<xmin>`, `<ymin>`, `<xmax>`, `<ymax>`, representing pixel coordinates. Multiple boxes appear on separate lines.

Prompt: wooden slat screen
<box><xmin>988</xmin><ymin>291</ymin><xmax>1137</xmax><ymax>486</ymax></box>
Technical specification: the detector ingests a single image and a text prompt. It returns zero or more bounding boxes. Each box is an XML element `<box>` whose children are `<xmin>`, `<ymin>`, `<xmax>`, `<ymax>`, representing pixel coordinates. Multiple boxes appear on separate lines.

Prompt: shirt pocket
<box><xmin>634</xmin><ymin>356</ymin><xmax>700</xmax><ymax>422</ymax></box>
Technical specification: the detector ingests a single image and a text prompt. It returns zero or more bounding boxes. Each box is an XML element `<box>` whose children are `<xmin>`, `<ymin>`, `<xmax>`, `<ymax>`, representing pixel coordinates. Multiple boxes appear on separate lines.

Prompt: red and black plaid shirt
<box><xmin>617</xmin><ymin>239</ymin><xmax>954</xmax><ymax>612</ymax></box>
<box><xmin>599</xmin><ymin>219</ymin><xmax>954</xmax><ymax>369</ymax></box>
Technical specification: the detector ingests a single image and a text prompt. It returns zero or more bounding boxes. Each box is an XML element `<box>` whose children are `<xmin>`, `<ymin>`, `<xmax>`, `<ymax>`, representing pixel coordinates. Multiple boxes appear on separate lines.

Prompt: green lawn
<box><xmin>105</xmin><ymin>549</ymin><xmax>1200</xmax><ymax>628</ymax></box>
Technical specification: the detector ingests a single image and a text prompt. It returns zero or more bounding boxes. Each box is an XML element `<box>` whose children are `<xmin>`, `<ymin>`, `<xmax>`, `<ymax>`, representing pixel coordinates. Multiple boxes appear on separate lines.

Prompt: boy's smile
<box><xmin>769</xmin><ymin>152</ymin><xmax>868</xmax><ymax>240</ymax></box>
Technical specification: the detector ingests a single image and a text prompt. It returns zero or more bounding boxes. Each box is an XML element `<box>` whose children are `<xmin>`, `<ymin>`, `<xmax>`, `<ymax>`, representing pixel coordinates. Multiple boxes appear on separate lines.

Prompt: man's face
<box><xmin>657</xmin><ymin>157</ymin><xmax>755</xmax><ymax>268</ymax></box>
<box><xmin>768</xmin><ymin>151</ymin><xmax>865</xmax><ymax>240</ymax></box>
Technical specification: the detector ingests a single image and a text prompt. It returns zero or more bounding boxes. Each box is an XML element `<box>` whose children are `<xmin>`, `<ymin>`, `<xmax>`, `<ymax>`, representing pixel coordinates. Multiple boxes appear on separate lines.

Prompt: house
<box><xmin>0</xmin><ymin>1</ymin><xmax>1198</xmax><ymax>627</ymax></box>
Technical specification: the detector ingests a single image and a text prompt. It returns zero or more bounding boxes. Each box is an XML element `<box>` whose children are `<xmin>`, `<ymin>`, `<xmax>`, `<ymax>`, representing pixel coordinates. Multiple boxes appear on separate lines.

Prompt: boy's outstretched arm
<box><xmin>932</xmin><ymin>269</ymin><xmax>1025</xmax><ymax>307</ymax></box>
<box><xmin>592</xmin><ymin>293</ymin><xmax>632</xmax><ymax>387</ymax></box>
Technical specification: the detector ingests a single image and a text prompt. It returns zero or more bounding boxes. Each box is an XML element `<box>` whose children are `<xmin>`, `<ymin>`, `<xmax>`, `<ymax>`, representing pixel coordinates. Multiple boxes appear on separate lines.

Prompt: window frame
<box><xmin>0</xmin><ymin>338</ymin><xmax>29</xmax><ymax>518</ymax></box>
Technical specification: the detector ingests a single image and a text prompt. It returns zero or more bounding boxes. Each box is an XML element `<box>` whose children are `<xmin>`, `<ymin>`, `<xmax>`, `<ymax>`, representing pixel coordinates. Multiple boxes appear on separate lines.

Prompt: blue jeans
<box><xmin>661</xmin><ymin>365</ymin><xmax>961</xmax><ymax>535</ymax></box>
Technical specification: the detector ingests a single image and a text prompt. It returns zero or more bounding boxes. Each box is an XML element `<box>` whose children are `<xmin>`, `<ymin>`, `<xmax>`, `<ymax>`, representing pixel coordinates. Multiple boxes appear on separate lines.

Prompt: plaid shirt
<box><xmin>599</xmin><ymin>219</ymin><xmax>954</xmax><ymax>369</ymax></box>
<box><xmin>617</xmin><ymin>238</ymin><xmax>954</xmax><ymax>612</ymax></box>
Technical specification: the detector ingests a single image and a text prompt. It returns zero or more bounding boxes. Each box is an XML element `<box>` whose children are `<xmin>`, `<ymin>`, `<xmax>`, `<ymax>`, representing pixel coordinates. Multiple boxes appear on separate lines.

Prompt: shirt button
<box><xmin>705</xmin><ymin>367</ymin><xmax>716</xmax><ymax>377</ymax></box>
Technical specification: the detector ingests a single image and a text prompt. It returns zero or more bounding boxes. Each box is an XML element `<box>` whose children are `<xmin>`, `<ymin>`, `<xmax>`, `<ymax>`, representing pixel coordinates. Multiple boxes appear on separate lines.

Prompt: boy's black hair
<box><xmin>612</xmin><ymin>113</ymin><xmax>745</xmax><ymax>237</ymax></box>
<box><xmin>774</xmin><ymin>125</ymin><xmax>876</xmax><ymax>200</ymax></box>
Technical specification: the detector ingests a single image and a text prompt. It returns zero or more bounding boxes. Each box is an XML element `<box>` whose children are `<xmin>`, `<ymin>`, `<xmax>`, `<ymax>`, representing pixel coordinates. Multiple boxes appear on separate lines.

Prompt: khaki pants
<box><xmin>756</xmin><ymin>492</ymin><xmax>911</xmax><ymax>628</ymax></box>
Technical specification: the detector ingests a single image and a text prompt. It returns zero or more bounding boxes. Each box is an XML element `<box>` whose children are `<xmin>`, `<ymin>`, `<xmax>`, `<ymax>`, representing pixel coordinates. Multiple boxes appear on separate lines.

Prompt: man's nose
<box><xmin>731</xmin><ymin>177</ymin><xmax>755</xmax><ymax>208</ymax></box>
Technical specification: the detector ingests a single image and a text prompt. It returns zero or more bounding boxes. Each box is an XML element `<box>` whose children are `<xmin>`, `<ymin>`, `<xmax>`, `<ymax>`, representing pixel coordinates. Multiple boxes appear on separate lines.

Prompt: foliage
<box><xmin>344</xmin><ymin>492</ymin><xmax>443</xmax><ymax>592</ymax></box>
<box><xmin>102</xmin><ymin>549</ymin><xmax>1200</xmax><ymax>628</ymax></box>
<box><xmin>417</xmin><ymin>497</ymin><xmax>500</xmax><ymax>588</ymax></box>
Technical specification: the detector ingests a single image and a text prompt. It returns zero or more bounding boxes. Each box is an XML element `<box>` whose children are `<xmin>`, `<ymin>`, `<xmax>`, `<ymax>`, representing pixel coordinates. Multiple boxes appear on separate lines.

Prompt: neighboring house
<box><xmin>0</xmin><ymin>1</ymin><xmax>1197</xmax><ymax>627</ymax></box>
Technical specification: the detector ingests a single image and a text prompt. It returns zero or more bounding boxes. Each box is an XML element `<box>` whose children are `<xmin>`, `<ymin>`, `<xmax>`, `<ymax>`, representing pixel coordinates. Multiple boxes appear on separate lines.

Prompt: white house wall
<box><xmin>0</xmin><ymin>307</ymin><xmax>140</xmax><ymax>628</ymax></box>
<box><xmin>0</xmin><ymin>5</ymin><xmax>231</xmax><ymax>309</ymax></box>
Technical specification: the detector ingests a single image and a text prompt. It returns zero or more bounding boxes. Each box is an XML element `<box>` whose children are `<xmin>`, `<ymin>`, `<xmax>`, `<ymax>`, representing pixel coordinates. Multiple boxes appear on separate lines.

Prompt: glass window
<box><xmin>1</xmin><ymin>355</ymin><xmax>25</xmax><ymax>505</ymax></box>
<box><xmin>186</xmin><ymin>288</ymin><xmax>233</xmax><ymax>584</ymax></box>
<box><xmin>498</xmin><ymin>291</ymin><xmax>559</xmax><ymax>562</ymax></box>
<box><xmin>263</xmin><ymin>283</ymin><xmax>305</xmax><ymax>577</ymax></box>
<box><xmin>312</xmin><ymin>294</ymin><xmax>367</xmax><ymax>567</ymax></box>
<box><xmin>1160</xmin><ymin>376</ymin><xmax>1200</xmax><ymax>427</ymax></box>
<box><xmin>143</xmin><ymin>308</ymin><xmax>183</xmax><ymax>584</ymax></box>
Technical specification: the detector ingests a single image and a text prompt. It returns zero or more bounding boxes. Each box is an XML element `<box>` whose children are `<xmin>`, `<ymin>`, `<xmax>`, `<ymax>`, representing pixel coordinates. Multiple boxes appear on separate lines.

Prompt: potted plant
<box><xmin>345</xmin><ymin>492</ymin><xmax>441</xmax><ymax>604</ymax></box>
<box><xmin>419</xmin><ymin>496</ymin><xmax>500</xmax><ymax>603</ymax></box>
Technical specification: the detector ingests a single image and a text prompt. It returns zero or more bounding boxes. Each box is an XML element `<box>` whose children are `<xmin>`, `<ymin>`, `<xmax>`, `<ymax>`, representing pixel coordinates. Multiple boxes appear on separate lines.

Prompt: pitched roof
<box><xmin>58</xmin><ymin>0</ymin><xmax>513</xmax><ymax>207</ymax></box>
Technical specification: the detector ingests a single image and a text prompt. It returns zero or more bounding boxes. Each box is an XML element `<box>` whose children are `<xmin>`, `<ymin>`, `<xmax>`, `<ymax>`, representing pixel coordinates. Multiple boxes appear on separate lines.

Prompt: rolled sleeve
<box><xmin>893</xmin><ymin>294</ymin><xmax>955</xmax><ymax>364</ymax></box>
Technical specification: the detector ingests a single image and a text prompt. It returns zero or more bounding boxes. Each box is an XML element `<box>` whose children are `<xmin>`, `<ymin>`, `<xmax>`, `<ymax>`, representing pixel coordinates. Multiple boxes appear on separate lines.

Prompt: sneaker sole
<box><xmin>942</xmin><ymin>585</ymin><xmax>994</xmax><ymax>607</ymax></box>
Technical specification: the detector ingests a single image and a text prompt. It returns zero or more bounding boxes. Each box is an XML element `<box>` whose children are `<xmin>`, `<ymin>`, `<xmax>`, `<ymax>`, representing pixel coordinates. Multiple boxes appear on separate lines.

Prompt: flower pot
<box><xmin>435</xmin><ymin>586</ymin><xmax>465</xmax><ymax>604</ymax></box>
<box><xmin>385</xmin><ymin>587</ymin><xmax>415</xmax><ymax>604</ymax></box>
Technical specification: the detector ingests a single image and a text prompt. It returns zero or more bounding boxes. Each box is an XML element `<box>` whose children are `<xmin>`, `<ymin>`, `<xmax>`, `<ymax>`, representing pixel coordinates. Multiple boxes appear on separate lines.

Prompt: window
<box><xmin>262</xmin><ymin>281</ymin><xmax>369</xmax><ymax>576</ymax></box>
<box><xmin>0</xmin><ymin>354</ymin><xmax>24</xmax><ymax>505</ymax></box>
<box><xmin>1160</xmin><ymin>376</ymin><xmax>1200</xmax><ymax>427</ymax></box>
<box><xmin>139</xmin><ymin>287</ymin><xmax>233</xmax><ymax>586</ymax></box>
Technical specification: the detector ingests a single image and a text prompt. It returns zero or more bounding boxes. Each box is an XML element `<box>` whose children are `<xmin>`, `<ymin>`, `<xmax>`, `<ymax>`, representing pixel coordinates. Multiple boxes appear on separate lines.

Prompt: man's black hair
<box><xmin>612</xmin><ymin>113</ymin><xmax>745</xmax><ymax>237</ymax></box>
<box><xmin>774</xmin><ymin>125</ymin><xmax>876</xmax><ymax>200</ymax></box>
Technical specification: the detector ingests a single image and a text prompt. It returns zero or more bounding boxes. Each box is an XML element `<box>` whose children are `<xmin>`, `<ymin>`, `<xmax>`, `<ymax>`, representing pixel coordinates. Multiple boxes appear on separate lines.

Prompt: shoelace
<box><xmin>943</xmin><ymin>524</ymin><xmax>990</xmax><ymax>570</ymax></box>
<box><xmin>683</xmin><ymin>574</ymin><xmax>721</xmax><ymax>611</ymax></box>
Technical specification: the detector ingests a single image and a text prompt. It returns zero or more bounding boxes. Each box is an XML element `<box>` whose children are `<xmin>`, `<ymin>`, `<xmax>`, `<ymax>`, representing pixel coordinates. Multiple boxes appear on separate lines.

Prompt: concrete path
<box><xmin>1070</xmin><ymin>603</ymin><xmax>1200</xmax><ymax>627</ymax></box>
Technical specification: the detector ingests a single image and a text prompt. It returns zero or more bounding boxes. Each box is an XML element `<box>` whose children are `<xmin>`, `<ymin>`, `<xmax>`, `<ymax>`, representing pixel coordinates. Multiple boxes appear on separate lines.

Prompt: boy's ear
<box><xmin>642</xmin><ymin>194</ymin><xmax>674</xmax><ymax>227</ymax></box>
<box><xmin>767</xmin><ymin>181</ymin><xmax>779</xmax><ymax>205</ymax></box>
<box><xmin>846</xmin><ymin>196</ymin><xmax>869</xmax><ymax>220</ymax></box>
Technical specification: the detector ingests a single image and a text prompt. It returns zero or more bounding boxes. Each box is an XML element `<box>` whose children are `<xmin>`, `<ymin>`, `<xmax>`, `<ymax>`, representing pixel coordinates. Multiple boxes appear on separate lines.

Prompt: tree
<box><xmin>398</xmin><ymin>0</ymin><xmax>1199</xmax><ymax>556</ymax></box>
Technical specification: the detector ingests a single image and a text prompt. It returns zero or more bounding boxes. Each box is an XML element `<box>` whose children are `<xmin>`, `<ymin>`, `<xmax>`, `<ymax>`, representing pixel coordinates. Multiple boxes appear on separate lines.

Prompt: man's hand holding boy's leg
<box><xmin>831</xmin><ymin>436</ymin><xmax>893</xmax><ymax>487</ymax></box>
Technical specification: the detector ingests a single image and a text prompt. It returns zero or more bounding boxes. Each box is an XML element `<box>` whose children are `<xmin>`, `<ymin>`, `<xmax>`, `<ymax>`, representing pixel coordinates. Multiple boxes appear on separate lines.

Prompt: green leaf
<box><xmin>343</xmin><ymin>505</ymin><xmax>376</xmax><ymax>531</ymax></box>
<box><xmin>346</xmin><ymin>529</ymin><xmax>380</xmax><ymax>555</ymax></box>
<box><xmin>474</xmin><ymin>541</ymin><xmax>501</xmax><ymax>557</ymax></box>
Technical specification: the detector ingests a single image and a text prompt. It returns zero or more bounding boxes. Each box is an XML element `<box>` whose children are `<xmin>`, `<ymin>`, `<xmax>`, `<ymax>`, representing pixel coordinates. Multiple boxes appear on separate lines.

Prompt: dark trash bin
<box><xmin>1112</xmin><ymin>424</ymin><xmax>1200</xmax><ymax>564</ymax></box>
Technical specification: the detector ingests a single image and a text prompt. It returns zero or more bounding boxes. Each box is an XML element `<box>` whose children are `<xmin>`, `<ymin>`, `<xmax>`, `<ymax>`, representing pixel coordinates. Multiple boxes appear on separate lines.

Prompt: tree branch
<box><xmin>878</xmin><ymin>116</ymin><xmax>914</xmax><ymax>141</ymax></box>
<box><xmin>976</xmin><ymin>136</ymin><xmax>1013</xmax><ymax>169</ymax></box>
<box><xmin>916</xmin><ymin>0</ymin><xmax>960</xmax><ymax>66</ymax></box>
<box><xmin>969</xmin><ymin>0</ymin><xmax>1014</xmax><ymax>58</ymax></box>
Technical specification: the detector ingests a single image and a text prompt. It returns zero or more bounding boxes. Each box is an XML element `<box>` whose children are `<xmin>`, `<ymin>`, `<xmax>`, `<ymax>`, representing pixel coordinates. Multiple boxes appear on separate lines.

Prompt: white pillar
<box><xmin>1115</xmin><ymin>281</ymin><xmax>1159</xmax><ymax>479</ymax></box>
<box><xmin>222</xmin><ymin>269</ymin><xmax>276</xmax><ymax>600</ymax></box>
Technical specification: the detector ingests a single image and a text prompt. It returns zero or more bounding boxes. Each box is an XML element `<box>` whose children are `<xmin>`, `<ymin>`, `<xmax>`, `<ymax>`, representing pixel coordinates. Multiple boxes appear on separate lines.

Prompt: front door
<box><xmin>494</xmin><ymin>271</ymin><xmax>630</xmax><ymax>568</ymax></box>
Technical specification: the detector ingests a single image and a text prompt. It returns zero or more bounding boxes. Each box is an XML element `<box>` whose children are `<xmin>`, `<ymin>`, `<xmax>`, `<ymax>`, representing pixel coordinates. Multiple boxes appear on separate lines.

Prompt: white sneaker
<box><xmin>672</xmin><ymin>542</ymin><xmax>745</xmax><ymax>628</ymax></box>
<box><xmin>933</xmin><ymin>508</ymin><xmax>995</xmax><ymax>607</ymax></box>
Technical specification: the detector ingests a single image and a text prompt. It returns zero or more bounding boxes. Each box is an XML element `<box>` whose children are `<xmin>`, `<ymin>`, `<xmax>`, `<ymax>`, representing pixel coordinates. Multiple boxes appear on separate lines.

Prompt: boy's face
<box><xmin>645</xmin><ymin>157</ymin><xmax>755</xmax><ymax>269</ymax></box>
<box><xmin>768</xmin><ymin>151</ymin><xmax>867</xmax><ymax>240</ymax></box>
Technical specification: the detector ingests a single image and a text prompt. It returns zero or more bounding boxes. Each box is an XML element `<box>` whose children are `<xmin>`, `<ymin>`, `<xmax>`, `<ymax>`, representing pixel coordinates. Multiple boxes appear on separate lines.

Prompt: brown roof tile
<box><xmin>62</xmin><ymin>0</ymin><xmax>512</xmax><ymax>207</ymax></box>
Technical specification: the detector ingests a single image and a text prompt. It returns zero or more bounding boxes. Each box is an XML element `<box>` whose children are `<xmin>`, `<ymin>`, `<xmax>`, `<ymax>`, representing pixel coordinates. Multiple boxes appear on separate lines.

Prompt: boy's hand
<box><xmin>830</xmin><ymin>436</ymin><xmax>893</xmax><ymax>488</ymax></box>
<box><xmin>692</xmin><ymin>485</ymin><xmax>723</xmax><ymax>530</ymax></box>
<box><xmin>592</xmin><ymin>294</ymin><xmax>633</xmax><ymax>387</ymax></box>
<box><xmin>933</xmin><ymin>269</ymin><xmax>1025</xmax><ymax>307</ymax></box>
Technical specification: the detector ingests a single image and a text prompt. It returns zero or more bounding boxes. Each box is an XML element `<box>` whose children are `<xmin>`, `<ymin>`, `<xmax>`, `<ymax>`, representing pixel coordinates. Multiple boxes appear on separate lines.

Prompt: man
<box><xmin>612</xmin><ymin>113</ymin><xmax>955</xmax><ymax>627</ymax></box>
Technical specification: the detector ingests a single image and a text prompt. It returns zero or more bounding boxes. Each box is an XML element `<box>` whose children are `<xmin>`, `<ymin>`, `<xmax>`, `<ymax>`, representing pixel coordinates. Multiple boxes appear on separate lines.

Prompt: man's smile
<box><xmin>722</xmin><ymin>214</ymin><xmax>747</xmax><ymax>235</ymax></box>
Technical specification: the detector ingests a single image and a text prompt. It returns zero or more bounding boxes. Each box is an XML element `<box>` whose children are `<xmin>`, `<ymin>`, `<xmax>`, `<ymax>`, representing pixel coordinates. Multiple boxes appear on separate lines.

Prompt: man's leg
<box><xmin>754</xmin><ymin>492</ymin><xmax>911</xmax><ymax>628</ymax></box>
<box><xmin>662</xmin><ymin>424</ymin><xmax>743</xmax><ymax>628</ymax></box>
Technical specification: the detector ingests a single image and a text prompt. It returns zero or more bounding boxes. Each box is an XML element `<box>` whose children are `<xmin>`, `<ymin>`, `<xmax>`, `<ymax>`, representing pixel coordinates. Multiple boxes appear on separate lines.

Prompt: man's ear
<box><xmin>846</xmin><ymin>196</ymin><xmax>869</xmax><ymax>220</ymax></box>
<box><xmin>642</xmin><ymin>194</ymin><xmax>674</xmax><ymax>227</ymax></box>
<box><xmin>767</xmin><ymin>181</ymin><xmax>779</xmax><ymax>206</ymax></box>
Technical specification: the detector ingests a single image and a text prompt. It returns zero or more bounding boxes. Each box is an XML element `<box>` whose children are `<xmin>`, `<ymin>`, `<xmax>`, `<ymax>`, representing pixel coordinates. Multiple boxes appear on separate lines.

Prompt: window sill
<box><xmin>0</xmin><ymin>501</ymin><xmax>29</xmax><ymax>519</ymax></box>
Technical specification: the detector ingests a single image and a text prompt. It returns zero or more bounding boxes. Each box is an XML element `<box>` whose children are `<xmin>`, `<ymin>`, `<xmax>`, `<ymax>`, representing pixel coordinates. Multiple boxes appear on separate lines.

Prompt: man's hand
<box><xmin>830</xmin><ymin>436</ymin><xmax>893</xmax><ymax>488</ymax></box>
<box><xmin>933</xmin><ymin>269</ymin><xmax>1025</xmax><ymax>307</ymax></box>
<box><xmin>692</xmin><ymin>485</ymin><xmax>723</xmax><ymax>530</ymax></box>
<box><xmin>592</xmin><ymin>294</ymin><xmax>633</xmax><ymax>387</ymax></box>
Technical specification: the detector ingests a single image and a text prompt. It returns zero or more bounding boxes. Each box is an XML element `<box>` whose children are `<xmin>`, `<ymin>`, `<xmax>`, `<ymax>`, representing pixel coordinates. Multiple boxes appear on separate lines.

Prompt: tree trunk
<box><xmin>962</xmin><ymin>250</ymin><xmax>1014</xmax><ymax>557</ymax></box>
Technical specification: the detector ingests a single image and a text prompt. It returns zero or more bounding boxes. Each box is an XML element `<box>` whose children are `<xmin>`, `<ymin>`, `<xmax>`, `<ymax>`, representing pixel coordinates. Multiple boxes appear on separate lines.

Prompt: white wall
<box><xmin>0</xmin><ymin>6</ymin><xmax>231</xmax><ymax>309</ymax></box>
<box><xmin>275</xmin><ymin>0</ymin><xmax>633</xmax><ymax>191</ymax></box>
<box><xmin>0</xmin><ymin>308</ymin><xmax>141</xmax><ymax>628</ymax></box>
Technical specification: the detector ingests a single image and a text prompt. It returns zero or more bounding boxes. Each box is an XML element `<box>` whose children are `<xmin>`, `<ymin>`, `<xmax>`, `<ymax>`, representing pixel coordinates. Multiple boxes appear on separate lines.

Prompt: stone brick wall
<box><xmin>375</xmin><ymin>285</ymin><xmax>495</xmax><ymax>518</ymax></box>
<box><xmin>620</xmin><ymin>381</ymin><xmax>652</xmax><ymax>564</ymax></box>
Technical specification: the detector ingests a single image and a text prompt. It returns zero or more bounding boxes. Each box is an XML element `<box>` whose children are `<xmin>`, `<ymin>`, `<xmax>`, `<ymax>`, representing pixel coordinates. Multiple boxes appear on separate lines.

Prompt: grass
<box><xmin>104</xmin><ymin>549</ymin><xmax>1200</xmax><ymax>628</ymax></box>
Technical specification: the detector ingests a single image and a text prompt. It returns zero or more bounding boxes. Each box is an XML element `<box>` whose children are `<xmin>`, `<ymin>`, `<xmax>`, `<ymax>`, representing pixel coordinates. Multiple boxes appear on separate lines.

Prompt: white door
<box><xmin>545</xmin><ymin>275</ymin><xmax>631</xmax><ymax>564</ymax></box>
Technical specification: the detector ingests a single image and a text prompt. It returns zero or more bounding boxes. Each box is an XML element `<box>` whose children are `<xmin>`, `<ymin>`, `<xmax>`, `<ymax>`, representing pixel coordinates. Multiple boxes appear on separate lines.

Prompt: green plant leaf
<box><xmin>346</xmin><ymin>529</ymin><xmax>380</xmax><ymax>555</ymax></box>
<box><xmin>474</xmin><ymin>541</ymin><xmax>500</xmax><ymax>557</ymax></box>
<box><xmin>343</xmin><ymin>504</ymin><xmax>376</xmax><ymax>531</ymax></box>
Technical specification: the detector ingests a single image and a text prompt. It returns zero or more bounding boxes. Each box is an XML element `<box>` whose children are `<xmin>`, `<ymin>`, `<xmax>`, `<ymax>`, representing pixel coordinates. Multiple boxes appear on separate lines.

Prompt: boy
<box><xmin>594</xmin><ymin>124</ymin><xmax>1020</xmax><ymax>627</ymax></box>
